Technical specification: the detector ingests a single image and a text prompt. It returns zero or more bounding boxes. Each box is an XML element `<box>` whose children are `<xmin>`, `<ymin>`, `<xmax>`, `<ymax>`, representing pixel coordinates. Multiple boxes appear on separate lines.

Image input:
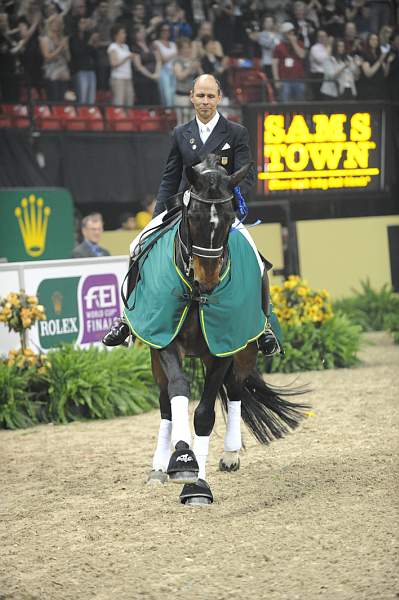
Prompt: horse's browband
<box><xmin>189</xmin><ymin>191</ymin><xmax>234</xmax><ymax>205</ymax></box>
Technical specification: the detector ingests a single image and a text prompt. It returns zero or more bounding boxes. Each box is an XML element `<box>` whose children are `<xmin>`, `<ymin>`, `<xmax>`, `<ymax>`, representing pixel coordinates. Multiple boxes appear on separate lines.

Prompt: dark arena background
<box><xmin>0</xmin><ymin>0</ymin><xmax>398</xmax><ymax>598</ymax></box>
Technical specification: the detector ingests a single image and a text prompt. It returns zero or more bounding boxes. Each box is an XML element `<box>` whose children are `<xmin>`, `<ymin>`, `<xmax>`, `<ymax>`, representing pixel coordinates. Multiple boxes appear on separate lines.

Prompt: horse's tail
<box><xmin>219</xmin><ymin>368</ymin><xmax>310</xmax><ymax>444</ymax></box>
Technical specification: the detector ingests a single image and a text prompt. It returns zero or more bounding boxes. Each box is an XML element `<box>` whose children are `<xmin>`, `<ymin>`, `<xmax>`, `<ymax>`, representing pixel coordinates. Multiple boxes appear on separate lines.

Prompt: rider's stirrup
<box><xmin>257</xmin><ymin>326</ymin><xmax>281</xmax><ymax>357</ymax></box>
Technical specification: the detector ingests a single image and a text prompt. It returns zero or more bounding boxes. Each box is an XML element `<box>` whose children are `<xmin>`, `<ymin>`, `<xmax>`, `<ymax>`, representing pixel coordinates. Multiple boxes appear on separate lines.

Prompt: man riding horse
<box><xmin>102</xmin><ymin>73</ymin><xmax>280</xmax><ymax>356</ymax></box>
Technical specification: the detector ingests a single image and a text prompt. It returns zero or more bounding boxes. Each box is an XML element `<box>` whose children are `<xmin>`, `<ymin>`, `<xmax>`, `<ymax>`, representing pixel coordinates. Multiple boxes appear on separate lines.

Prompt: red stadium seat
<box><xmin>34</xmin><ymin>104</ymin><xmax>62</xmax><ymax>130</ymax></box>
<box><xmin>52</xmin><ymin>105</ymin><xmax>86</xmax><ymax>130</ymax></box>
<box><xmin>228</xmin><ymin>67</ymin><xmax>275</xmax><ymax>104</ymax></box>
<box><xmin>126</xmin><ymin>109</ymin><xmax>165</xmax><ymax>132</ymax></box>
<box><xmin>105</xmin><ymin>106</ymin><xmax>139</xmax><ymax>131</ymax></box>
<box><xmin>2</xmin><ymin>104</ymin><xmax>30</xmax><ymax>128</ymax></box>
<box><xmin>77</xmin><ymin>106</ymin><xmax>104</xmax><ymax>131</ymax></box>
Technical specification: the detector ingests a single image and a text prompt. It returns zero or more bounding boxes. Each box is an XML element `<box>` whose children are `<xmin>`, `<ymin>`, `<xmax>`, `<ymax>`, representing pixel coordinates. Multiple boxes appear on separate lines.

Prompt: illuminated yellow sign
<box><xmin>259</xmin><ymin>112</ymin><xmax>380</xmax><ymax>191</ymax></box>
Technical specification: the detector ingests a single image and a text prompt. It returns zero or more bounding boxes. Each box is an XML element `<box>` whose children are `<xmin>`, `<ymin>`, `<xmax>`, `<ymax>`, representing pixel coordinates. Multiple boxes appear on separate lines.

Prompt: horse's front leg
<box><xmin>147</xmin><ymin>351</ymin><xmax>172</xmax><ymax>485</ymax></box>
<box><xmin>180</xmin><ymin>356</ymin><xmax>232</xmax><ymax>506</ymax></box>
<box><xmin>157</xmin><ymin>343</ymin><xmax>200</xmax><ymax>484</ymax></box>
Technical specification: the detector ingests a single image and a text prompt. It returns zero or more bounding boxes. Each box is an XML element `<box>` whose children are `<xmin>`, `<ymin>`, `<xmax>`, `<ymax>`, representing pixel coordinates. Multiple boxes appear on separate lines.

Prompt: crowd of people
<box><xmin>0</xmin><ymin>0</ymin><xmax>398</xmax><ymax>106</ymax></box>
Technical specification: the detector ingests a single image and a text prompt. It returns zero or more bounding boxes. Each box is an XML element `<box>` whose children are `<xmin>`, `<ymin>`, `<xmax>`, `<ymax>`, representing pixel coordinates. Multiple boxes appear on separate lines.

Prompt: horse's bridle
<box><xmin>178</xmin><ymin>189</ymin><xmax>235</xmax><ymax>274</ymax></box>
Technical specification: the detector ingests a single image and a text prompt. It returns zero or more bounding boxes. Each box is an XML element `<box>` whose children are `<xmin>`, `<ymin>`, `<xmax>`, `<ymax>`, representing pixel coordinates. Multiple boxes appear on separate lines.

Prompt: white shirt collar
<box><xmin>196</xmin><ymin>111</ymin><xmax>220</xmax><ymax>137</ymax></box>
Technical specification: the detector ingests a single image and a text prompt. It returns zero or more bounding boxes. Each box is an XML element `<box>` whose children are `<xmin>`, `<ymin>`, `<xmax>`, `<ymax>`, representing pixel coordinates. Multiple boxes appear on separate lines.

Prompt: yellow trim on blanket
<box><xmin>123</xmin><ymin>309</ymin><xmax>163</xmax><ymax>348</ymax></box>
<box><xmin>199</xmin><ymin>308</ymin><xmax>267</xmax><ymax>356</ymax></box>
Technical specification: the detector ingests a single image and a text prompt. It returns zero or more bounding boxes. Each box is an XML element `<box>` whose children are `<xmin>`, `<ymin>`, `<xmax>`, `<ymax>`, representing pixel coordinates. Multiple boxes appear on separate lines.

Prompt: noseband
<box><xmin>178</xmin><ymin>189</ymin><xmax>234</xmax><ymax>273</ymax></box>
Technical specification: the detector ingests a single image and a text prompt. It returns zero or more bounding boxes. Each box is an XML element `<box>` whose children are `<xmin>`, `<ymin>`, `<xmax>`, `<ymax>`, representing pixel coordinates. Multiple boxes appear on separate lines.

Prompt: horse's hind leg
<box><xmin>219</xmin><ymin>365</ymin><xmax>242</xmax><ymax>473</ymax></box>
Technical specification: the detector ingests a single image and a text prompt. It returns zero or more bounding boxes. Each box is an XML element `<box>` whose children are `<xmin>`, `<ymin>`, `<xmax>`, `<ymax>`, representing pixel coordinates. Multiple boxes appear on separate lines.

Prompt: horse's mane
<box><xmin>197</xmin><ymin>154</ymin><xmax>223</xmax><ymax>172</ymax></box>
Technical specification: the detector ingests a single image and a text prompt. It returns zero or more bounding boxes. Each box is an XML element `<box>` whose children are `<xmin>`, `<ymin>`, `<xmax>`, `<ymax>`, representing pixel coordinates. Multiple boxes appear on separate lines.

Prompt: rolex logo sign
<box><xmin>0</xmin><ymin>188</ymin><xmax>74</xmax><ymax>262</ymax></box>
<box><xmin>15</xmin><ymin>195</ymin><xmax>51</xmax><ymax>257</ymax></box>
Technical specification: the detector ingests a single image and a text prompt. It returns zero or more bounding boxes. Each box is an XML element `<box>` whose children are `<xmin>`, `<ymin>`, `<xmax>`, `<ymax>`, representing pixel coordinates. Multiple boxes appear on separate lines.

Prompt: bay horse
<box><xmin>130</xmin><ymin>155</ymin><xmax>308</xmax><ymax>505</ymax></box>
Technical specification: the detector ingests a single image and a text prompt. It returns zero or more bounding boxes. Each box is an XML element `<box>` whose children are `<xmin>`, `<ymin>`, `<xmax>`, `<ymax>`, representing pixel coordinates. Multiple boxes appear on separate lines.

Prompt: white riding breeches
<box><xmin>129</xmin><ymin>211</ymin><xmax>265</xmax><ymax>275</ymax></box>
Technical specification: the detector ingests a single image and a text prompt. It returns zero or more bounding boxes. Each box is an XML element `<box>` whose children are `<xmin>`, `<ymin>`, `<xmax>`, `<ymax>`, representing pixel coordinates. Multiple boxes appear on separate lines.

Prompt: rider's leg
<box><xmin>234</xmin><ymin>220</ymin><xmax>281</xmax><ymax>356</ymax></box>
<box><xmin>102</xmin><ymin>211</ymin><xmax>167</xmax><ymax>347</ymax></box>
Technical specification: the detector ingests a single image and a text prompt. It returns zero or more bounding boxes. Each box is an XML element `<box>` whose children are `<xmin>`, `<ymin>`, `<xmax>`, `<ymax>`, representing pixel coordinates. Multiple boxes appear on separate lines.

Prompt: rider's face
<box><xmin>190</xmin><ymin>76</ymin><xmax>222</xmax><ymax>124</ymax></box>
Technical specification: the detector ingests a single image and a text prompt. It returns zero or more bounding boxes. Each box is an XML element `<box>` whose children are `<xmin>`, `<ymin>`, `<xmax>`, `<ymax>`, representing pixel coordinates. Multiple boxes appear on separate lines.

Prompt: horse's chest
<box><xmin>177</xmin><ymin>304</ymin><xmax>208</xmax><ymax>357</ymax></box>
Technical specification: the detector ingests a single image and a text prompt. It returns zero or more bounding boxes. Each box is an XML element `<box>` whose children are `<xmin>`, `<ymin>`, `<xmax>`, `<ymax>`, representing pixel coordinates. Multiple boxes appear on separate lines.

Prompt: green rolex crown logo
<box><xmin>14</xmin><ymin>194</ymin><xmax>51</xmax><ymax>257</ymax></box>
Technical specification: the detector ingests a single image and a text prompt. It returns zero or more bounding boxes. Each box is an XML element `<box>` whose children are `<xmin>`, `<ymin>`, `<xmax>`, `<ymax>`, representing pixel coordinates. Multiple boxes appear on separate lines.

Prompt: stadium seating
<box><xmin>34</xmin><ymin>104</ymin><xmax>62</xmax><ymax>130</ymax></box>
<box><xmin>228</xmin><ymin>66</ymin><xmax>275</xmax><ymax>104</ymax></box>
<box><xmin>76</xmin><ymin>106</ymin><xmax>104</xmax><ymax>131</ymax></box>
<box><xmin>105</xmin><ymin>106</ymin><xmax>140</xmax><ymax>131</ymax></box>
<box><xmin>1</xmin><ymin>104</ymin><xmax>30</xmax><ymax>128</ymax></box>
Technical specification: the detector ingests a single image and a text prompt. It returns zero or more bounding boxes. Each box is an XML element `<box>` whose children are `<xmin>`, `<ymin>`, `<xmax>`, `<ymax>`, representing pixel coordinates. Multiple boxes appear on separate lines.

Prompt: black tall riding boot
<box><xmin>256</xmin><ymin>265</ymin><xmax>281</xmax><ymax>356</ymax></box>
<box><xmin>102</xmin><ymin>257</ymin><xmax>137</xmax><ymax>347</ymax></box>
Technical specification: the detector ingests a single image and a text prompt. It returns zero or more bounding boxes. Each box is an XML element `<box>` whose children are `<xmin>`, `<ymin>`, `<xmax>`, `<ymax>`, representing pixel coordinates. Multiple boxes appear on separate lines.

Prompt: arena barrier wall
<box><xmin>0</xmin><ymin>256</ymin><xmax>129</xmax><ymax>356</ymax></box>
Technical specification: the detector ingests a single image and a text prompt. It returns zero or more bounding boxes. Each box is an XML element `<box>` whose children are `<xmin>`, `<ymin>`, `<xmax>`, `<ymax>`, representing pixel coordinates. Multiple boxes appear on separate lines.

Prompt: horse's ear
<box><xmin>186</xmin><ymin>164</ymin><xmax>200</xmax><ymax>186</ymax></box>
<box><xmin>229</xmin><ymin>162</ymin><xmax>254</xmax><ymax>187</ymax></box>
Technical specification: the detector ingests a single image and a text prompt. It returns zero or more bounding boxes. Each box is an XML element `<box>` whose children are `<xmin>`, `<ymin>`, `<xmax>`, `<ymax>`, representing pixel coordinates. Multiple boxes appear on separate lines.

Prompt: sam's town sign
<box><xmin>258</xmin><ymin>112</ymin><xmax>382</xmax><ymax>192</ymax></box>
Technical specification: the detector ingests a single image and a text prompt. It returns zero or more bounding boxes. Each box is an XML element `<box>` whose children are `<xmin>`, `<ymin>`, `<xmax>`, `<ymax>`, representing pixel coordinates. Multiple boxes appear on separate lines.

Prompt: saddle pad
<box><xmin>123</xmin><ymin>222</ymin><xmax>267</xmax><ymax>356</ymax></box>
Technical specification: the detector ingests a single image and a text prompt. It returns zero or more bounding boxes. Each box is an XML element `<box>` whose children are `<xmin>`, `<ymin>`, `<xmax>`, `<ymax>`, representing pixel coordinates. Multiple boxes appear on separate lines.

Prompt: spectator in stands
<box><xmin>63</xmin><ymin>0</ymin><xmax>86</xmax><ymax>36</ymax></box>
<box><xmin>320</xmin><ymin>37</ymin><xmax>362</xmax><ymax>98</ymax></box>
<box><xmin>107</xmin><ymin>24</ymin><xmax>134</xmax><ymax>106</ymax></box>
<box><xmin>91</xmin><ymin>1</ymin><xmax>112</xmax><ymax>93</ymax></box>
<box><xmin>118</xmin><ymin>211</ymin><xmax>136</xmax><ymax>231</ymax></box>
<box><xmin>272</xmin><ymin>21</ymin><xmax>307</xmax><ymax>101</ymax></box>
<box><xmin>320</xmin><ymin>0</ymin><xmax>345</xmax><ymax>38</ymax></box>
<box><xmin>0</xmin><ymin>12</ymin><xmax>20</xmax><ymax>102</ymax></box>
<box><xmin>309</xmin><ymin>29</ymin><xmax>332</xmax><ymax>98</ymax></box>
<box><xmin>135</xmin><ymin>194</ymin><xmax>156</xmax><ymax>229</ymax></box>
<box><xmin>200</xmin><ymin>35</ymin><xmax>230</xmax><ymax>98</ymax></box>
<box><xmin>40</xmin><ymin>14</ymin><xmax>71</xmax><ymax>101</ymax></box>
<box><xmin>13</xmin><ymin>14</ymin><xmax>43</xmax><ymax>99</ymax></box>
<box><xmin>173</xmin><ymin>36</ymin><xmax>202</xmax><ymax>123</ymax></box>
<box><xmin>125</xmin><ymin>1</ymin><xmax>162</xmax><ymax>46</ymax></box>
<box><xmin>169</xmin><ymin>7</ymin><xmax>193</xmax><ymax>42</ymax></box>
<box><xmin>379</xmin><ymin>24</ymin><xmax>393</xmax><ymax>54</ymax></box>
<box><xmin>69</xmin><ymin>17</ymin><xmax>98</xmax><ymax>104</ymax></box>
<box><xmin>343</xmin><ymin>21</ymin><xmax>364</xmax><ymax>54</ymax></box>
<box><xmin>304</xmin><ymin>0</ymin><xmax>323</xmax><ymax>28</ymax></box>
<box><xmin>387</xmin><ymin>31</ymin><xmax>399</xmax><ymax>100</ymax></box>
<box><xmin>291</xmin><ymin>1</ymin><xmax>317</xmax><ymax>49</ymax></box>
<box><xmin>247</xmin><ymin>14</ymin><xmax>280</xmax><ymax>82</ymax></box>
<box><xmin>192</xmin><ymin>21</ymin><xmax>222</xmax><ymax>61</ymax></box>
<box><xmin>367</xmin><ymin>0</ymin><xmax>394</xmax><ymax>34</ymax></box>
<box><xmin>210</xmin><ymin>1</ymin><xmax>236</xmax><ymax>56</ymax></box>
<box><xmin>345</xmin><ymin>0</ymin><xmax>372</xmax><ymax>39</ymax></box>
<box><xmin>72</xmin><ymin>213</ymin><xmax>110</xmax><ymax>258</ymax></box>
<box><xmin>358</xmin><ymin>32</ymin><xmax>391</xmax><ymax>98</ymax></box>
<box><xmin>153</xmin><ymin>22</ymin><xmax>177</xmax><ymax>106</ymax></box>
<box><xmin>131</xmin><ymin>25</ymin><xmax>161</xmax><ymax>105</ymax></box>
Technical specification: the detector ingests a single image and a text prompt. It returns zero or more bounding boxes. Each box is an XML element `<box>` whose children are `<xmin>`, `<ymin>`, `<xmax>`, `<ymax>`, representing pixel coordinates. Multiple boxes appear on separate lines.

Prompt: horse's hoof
<box><xmin>167</xmin><ymin>442</ymin><xmax>199</xmax><ymax>484</ymax></box>
<box><xmin>180</xmin><ymin>479</ymin><xmax>213</xmax><ymax>506</ymax></box>
<box><xmin>219</xmin><ymin>451</ymin><xmax>240</xmax><ymax>472</ymax></box>
<box><xmin>146</xmin><ymin>469</ymin><xmax>168</xmax><ymax>485</ymax></box>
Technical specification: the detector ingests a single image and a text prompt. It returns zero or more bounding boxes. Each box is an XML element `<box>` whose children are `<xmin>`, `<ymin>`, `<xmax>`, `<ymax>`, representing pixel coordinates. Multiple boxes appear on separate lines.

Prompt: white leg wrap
<box><xmin>234</xmin><ymin>219</ymin><xmax>265</xmax><ymax>275</ymax></box>
<box><xmin>224</xmin><ymin>400</ymin><xmax>242</xmax><ymax>452</ymax></box>
<box><xmin>193</xmin><ymin>435</ymin><xmax>210</xmax><ymax>481</ymax></box>
<box><xmin>129</xmin><ymin>211</ymin><xmax>167</xmax><ymax>256</ymax></box>
<box><xmin>170</xmin><ymin>395</ymin><xmax>191</xmax><ymax>447</ymax></box>
<box><xmin>152</xmin><ymin>419</ymin><xmax>172</xmax><ymax>471</ymax></box>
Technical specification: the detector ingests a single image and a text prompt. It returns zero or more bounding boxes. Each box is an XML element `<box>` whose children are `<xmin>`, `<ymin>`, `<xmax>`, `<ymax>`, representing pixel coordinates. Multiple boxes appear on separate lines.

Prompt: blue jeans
<box><xmin>74</xmin><ymin>70</ymin><xmax>96</xmax><ymax>104</ymax></box>
<box><xmin>158</xmin><ymin>65</ymin><xmax>176</xmax><ymax>107</ymax></box>
<box><xmin>280</xmin><ymin>81</ymin><xmax>305</xmax><ymax>102</ymax></box>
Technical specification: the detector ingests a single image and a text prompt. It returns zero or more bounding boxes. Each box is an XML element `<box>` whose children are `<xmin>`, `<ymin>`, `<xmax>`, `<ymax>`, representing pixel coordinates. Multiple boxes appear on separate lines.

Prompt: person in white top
<box><xmin>107</xmin><ymin>24</ymin><xmax>134</xmax><ymax>106</ymax></box>
<box><xmin>309</xmin><ymin>29</ymin><xmax>332</xmax><ymax>98</ymax></box>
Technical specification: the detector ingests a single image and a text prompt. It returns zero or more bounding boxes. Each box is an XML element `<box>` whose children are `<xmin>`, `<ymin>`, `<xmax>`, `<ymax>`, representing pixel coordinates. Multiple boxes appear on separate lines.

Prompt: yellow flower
<box><xmin>26</xmin><ymin>296</ymin><xmax>38</xmax><ymax>305</ymax></box>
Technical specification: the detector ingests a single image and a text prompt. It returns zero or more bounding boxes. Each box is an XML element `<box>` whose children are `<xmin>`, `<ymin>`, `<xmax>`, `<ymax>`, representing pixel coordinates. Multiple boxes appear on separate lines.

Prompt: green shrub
<box><xmin>333</xmin><ymin>280</ymin><xmax>399</xmax><ymax>332</ymax></box>
<box><xmin>43</xmin><ymin>344</ymin><xmax>159</xmax><ymax>424</ymax></box>
<box><xmin>0</xmin><ymin>362</ymin><xmax>42</xmax><ymax>429</ymax></box>
<box><xmin>259</xmin><ymin>314</ymin><xmax>362</xmax><ymax>374</ymax></box>
<box><xmin>0</xmin><ymin>344</ymin><xmax>160</xmax><ymax>429</ymax></box>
